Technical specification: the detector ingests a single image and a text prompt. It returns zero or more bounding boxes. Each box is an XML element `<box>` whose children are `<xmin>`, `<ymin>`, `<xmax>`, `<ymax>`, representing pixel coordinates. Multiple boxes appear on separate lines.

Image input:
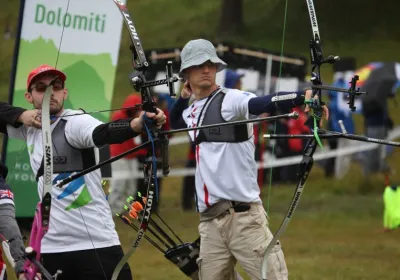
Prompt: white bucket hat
<box><xmin>179</xmin><ymin>39</ymin><xmax>227</xmax><ymax>77</ymax></box>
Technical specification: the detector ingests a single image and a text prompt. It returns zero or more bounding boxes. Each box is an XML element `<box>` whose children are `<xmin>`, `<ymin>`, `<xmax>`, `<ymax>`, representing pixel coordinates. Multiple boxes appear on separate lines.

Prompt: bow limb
<box><xmin>111</xmin><ymin>164</ymin><xmax>155</xmax><ymax>280</ymax></box>
<box><xmin>22</xmin><ymin>79</ymin><xmax>55</xmax><ymax>280</ymax></box>
<box><xmin>261</xmin><ymin>137</ymin><xmax>318</xmax><ymax>279</ymax></box>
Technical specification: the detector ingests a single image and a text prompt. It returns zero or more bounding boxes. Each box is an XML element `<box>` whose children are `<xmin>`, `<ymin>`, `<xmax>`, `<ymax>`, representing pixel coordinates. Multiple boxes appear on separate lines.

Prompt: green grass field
<box><xmin>6</xmin><ymin>161</ymin><xmax>400</xmax><ymax>279</ymax></box>
<box><xmin>112</xmin><ymin>171</ymin><xmax>400</xmax><ymax>280</ymax></box>
<box><xmin>2</xmin><ymin>0</ymin><xmax>400</xmax><ymax>279</ymax></box>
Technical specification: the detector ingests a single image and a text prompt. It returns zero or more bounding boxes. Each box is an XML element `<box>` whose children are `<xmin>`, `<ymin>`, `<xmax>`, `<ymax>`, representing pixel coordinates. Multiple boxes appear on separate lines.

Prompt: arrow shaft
<box><xmin>54</xmin><ymin>141</ymin><xmax>152</xmax><ymax>188</ymax></box>
<box><xmin>264</xmin><ymin>131</ymin><xmax>400</xmax><ymax>147</ymax></box>
<box><xmin>159</xmin><ymin>112</ymin><xmax>299</xmax><ymax>136</ymax></box>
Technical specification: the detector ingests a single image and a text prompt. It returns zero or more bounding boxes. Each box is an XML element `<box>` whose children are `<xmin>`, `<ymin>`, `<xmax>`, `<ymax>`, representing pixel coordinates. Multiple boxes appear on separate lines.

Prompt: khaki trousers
<box><xmin>197</xmin><ymin>204</ymin><xmax>288</xmax><ymax>280</ymax></box>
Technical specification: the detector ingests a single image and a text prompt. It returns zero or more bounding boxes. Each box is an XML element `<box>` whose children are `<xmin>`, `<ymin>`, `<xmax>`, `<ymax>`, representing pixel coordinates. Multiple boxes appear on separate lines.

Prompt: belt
<box><xmin>226</xmin><ymin>201</ymin><xmax>251</xmax><ymax>214</ymax></box>
<box><xmin>200</xmin><ymin>201</ymin><xmax>251</xmax><ymax>221</ymax></box>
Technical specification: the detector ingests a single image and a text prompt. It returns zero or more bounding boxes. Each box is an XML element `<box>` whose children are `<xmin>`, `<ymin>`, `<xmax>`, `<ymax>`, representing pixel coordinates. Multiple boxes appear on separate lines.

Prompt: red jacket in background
<box><xmin>109</xmin><ymin>109</ymin><xmax>146</xmax><ymax>159</ymax></box>
<box><xmin>287</xmin><ymin>108</ymin><xmax>310</xmax><ymax>152</ymax></box>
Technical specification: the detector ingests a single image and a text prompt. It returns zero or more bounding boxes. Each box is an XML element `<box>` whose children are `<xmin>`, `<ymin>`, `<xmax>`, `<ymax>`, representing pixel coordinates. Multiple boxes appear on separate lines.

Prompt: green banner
<box><xmin>4</xmin><ymin>0</ymin><xmax>126</xmax><ymax>217</ymax></box>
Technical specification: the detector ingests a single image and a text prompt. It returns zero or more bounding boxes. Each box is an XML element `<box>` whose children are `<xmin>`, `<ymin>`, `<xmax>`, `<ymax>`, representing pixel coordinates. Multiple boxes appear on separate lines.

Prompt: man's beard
<box><xmin>50</xmin><ymin>106</ymin><xmax>62</xmax><ymax>115</ymax></box>
<box><xmin>50</xmin><ymin>100</ymin><xmax>64</xmax><ymax>115</ymax></box>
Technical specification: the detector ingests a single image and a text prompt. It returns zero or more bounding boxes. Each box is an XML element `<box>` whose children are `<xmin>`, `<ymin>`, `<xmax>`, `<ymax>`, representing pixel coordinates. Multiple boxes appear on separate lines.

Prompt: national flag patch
<box><xmin>0</xmin><ymin>189</ymin><xmax>14</xmax><ymax>200</ymax></box>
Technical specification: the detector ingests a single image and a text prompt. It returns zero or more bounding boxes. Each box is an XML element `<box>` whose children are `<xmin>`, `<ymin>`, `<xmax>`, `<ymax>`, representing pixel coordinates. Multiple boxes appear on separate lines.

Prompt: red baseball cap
<box><xmin>26</xmin><ymin>64</ymin><xmax>67</xmax><ymax>91</ymax></box>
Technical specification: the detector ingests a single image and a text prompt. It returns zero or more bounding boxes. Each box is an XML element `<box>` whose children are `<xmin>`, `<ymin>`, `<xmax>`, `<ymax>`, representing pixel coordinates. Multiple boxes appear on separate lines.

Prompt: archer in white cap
<box><xmin>170</xmin><ymin>38</ymin><xmax>329</xmax><ymax>280</ymax></box>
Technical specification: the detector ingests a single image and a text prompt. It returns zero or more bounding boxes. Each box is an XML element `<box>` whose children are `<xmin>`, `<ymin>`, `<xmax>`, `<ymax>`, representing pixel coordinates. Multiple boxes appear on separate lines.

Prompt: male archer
<box><xmin>0</xmin><ymin>64</ymin><xmax>166</xmax><ymax>279</ymax></box>
<box><xmin>170</xmin><ymin>39</ymin><xmax>329</xmax><ymax>280</ymax></box>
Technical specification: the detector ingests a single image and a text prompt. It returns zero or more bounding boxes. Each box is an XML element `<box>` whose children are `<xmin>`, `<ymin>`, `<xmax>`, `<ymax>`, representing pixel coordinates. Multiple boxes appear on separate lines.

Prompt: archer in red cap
<box><xmin>0</xmin><ymin>64</ymin><xmax>167</xmax><ymax>278</ymax></box>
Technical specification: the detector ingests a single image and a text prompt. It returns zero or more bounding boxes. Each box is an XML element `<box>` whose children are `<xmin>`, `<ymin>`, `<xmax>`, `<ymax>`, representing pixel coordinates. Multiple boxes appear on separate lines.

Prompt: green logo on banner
<box><xmin>35</xmin><ymin>4</ymin><xmax>106</xmax><ymax>33</ymax></box>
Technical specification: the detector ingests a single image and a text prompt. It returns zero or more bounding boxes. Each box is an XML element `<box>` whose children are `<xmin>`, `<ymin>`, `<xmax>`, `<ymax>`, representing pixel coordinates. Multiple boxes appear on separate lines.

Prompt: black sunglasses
<box><xmin>30</xmin><ymin>80</ymin><xmax>64</xmax><ymax>93</ymax></box>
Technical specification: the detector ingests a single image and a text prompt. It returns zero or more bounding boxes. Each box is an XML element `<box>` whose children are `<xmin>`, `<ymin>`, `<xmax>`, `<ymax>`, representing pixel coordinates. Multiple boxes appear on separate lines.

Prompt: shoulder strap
<box><xmin>194</xmin><ymin>88</ymin><xmax>224</xmax><ymax>144</ymax></box>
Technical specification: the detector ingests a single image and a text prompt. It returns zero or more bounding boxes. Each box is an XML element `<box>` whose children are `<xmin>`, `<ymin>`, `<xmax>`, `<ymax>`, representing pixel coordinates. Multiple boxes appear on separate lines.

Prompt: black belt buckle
<box><xmin>232</xmin><ymin>203</ymin><xmax>250</xmax><ymax>213</ymax></box>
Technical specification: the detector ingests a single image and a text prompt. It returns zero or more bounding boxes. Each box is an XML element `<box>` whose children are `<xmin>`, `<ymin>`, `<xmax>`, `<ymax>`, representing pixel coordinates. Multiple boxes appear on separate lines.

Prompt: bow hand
<box><xmin>130</xmin><ymin>109</ymin><xmax>167</xmax><ymax>133</ymax></box>
<box><xmin>304</xmin><ymin>89</ymin><xmax>329</xmax><ymax>128</ymax></box>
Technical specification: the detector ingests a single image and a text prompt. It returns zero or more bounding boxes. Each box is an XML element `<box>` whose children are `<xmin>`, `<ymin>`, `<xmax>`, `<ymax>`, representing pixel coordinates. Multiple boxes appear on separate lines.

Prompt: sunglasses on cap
<box><xmin>29</xmin><ymin>80</ymin><xmax>64</xmax><ymax>93</ymax></box>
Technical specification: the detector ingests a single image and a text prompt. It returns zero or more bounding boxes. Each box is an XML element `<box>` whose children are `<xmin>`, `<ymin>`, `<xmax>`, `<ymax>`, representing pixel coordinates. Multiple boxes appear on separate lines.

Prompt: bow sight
<box><xmin>115</xmin><ymin>0</ymin><xmax>183</xmax><ymax>178</ymax></box>
<box><xmin>128</xmin><ymin>58</ymin><xmax>178</xmax><ymax>177</ymax></box>
<box><xmin>308</xmin><ymin>25</ymin><xmax>366</xmax><ymax>112</ymax></box>
<box><xmin>129</xmin><ymin>61</ymin><xmax>181</xmax><ymax>110</ymax></box>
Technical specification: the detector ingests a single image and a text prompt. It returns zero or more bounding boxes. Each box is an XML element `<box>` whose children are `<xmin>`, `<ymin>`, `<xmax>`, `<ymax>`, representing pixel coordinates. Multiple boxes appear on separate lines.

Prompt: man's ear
<box><xmin>24</xmin><ymin>91</ymin><xmax>33</xmax><ymax>104</ymax></box>
<box><xmin>182</xmin><ymin>70</ymin><xmax>189</xmax><ymax>82</ymax></box>
<box><xmin>63</xmin><ymin>88</ymin><xmax>68</xmax><ymax>100</ymax></box>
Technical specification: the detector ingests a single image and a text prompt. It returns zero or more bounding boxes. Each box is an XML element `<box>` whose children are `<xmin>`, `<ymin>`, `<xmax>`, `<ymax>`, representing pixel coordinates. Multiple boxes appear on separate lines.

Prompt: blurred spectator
<box><xmin>158</xmin><ymin>92</ymin><xmax>176</xmax><ymax>112</ymax></box>
<box><xmin>224</xmin><ymin>69</ymin><xmax>244</xmax><ymax>89</ymax></box>
<box><xmin>324</xmin><ymin>76</ymin><xmax>358</xmax><ymax>179</ymax></box>
<box><xmin>361</xmin><ymin>91</ymin><xmax>392</xmax><ymax>176</ymax></box>
<box><xmin>359</xmin><ymin>62</ymin><xmax>399</xmax><ymax>175</ymax></box>
<box><xmin>181</xmin><ymin>142</ymin><xmax>197</xmax><ymax>210</ymax></box>
<box><xmin>264</xmin><ymin>116</ymin><xmax>290</xmax><ymax>183</ymax></box>
<box><xmin>281</xmin><ymin>106</ymin><xmax>310</xmax><ymax>183</ymax></box>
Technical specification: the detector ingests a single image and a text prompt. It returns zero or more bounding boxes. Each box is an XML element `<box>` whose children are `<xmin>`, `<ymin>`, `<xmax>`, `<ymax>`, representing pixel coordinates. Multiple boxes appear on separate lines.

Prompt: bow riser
<box><xmin>132</xmin><ymin>189</ymin><xmax>154</xmax><ymax>248</ymax></box>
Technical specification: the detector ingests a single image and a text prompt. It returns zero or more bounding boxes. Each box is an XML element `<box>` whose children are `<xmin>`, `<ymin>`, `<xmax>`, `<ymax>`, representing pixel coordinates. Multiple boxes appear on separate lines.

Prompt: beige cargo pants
<box><xmin>197</xmin><ymin>203</ymin><xmax>288</xmax><ymax>280</ymax></box>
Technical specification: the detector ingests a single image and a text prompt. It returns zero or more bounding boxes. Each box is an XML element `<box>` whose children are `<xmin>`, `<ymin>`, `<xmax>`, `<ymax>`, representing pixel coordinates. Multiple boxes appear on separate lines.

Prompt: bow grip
<box><xmin>160</xmin><ymin>134</ymin><xmax>170</xmax><ymax>176</ymax></box>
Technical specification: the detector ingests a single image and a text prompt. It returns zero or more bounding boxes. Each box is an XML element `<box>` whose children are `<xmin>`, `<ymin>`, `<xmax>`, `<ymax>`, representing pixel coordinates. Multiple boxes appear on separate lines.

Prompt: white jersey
<box><xmin>6</xmin><ymin>109</ymin><xmax>120</xmax><ymax>253</ymax></box>
<box><xmin>182</xmin><ymin>88</ymin><xmax>262</xmax><ymax>212</ymax></box>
